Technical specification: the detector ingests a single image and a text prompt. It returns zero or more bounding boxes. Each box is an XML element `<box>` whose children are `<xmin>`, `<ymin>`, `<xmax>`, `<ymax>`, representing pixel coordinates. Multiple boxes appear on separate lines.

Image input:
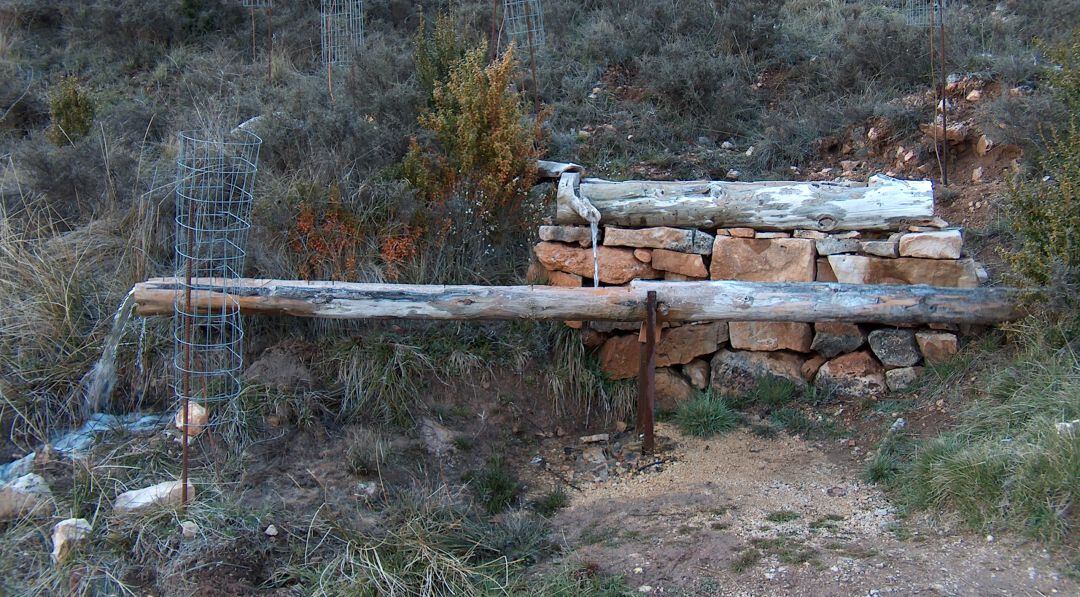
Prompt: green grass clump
<box><xmin>765</xmin><ymin>510</ymin><xmax>800</xmax><ymax>523</ymax></box>
<box><xmin>467</xmin><ymin>457</ymin><xmax>524</xmax><ymax>515</ymax></box>
<box><xmin>769</xmin><ymin>407</ymin><xmax>840</xmax><ymax>440</ymax></box>
<box><xmin>734</xmin><ymin>377</ymin><xmax>803</xmax><ymax>410</ymax></box>
<box><xmin>527</xmin><ymin>564</ymin><xmax>633</xmax><ymax>596</ymax></box>
<box><xmin>730</xmin><ymin>548</ymin><xmax>762</xmax><ymax>573</ymax></box>
<box><xmin>533</xmin><ymin>488</ymin><xmax>570</xmax><ymax>518</ymax></box>
<box><xmin>874</xmin><ymin>317</ymin><xmax>1079</xmax><ymax>544</ymax></box>
<box><xmin>673</xmin><ymin>391</ymin><xmax>740</xmax><ymax>438</ymax></box>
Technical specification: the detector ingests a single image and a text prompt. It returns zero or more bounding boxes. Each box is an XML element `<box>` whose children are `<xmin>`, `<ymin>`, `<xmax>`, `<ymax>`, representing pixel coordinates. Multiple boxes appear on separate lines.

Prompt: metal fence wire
<box><xmin>894</xmin><ymin>0</ymin><xmax>947</xmax><ymax>27</ymax></box>
<box><xmin>321</xmin><ymin>0</ymin><xmax>364</xmax><ymax>66</ymax></box>
<box><xmin>502</xmin><ymin>0</ymin><xmax>545</xmax><ymax>50</ymax></box>
<box><xmin>240</xmin><ymin>0</ymin><xmax>273</xmax><ymax>7</ymax></box>
<box><xmin>173</xmin><ymin>130</ymin><xmax>261</xmax><ymax>418</ymax></box>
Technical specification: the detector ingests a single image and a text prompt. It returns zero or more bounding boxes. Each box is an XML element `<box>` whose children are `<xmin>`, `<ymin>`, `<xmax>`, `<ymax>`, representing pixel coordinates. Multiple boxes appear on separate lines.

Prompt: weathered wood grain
<box><xmin>133</xmin><ymin>278</ymin><xmax>1022</xmax><ymax>325</ymax></box>
<box><xmin>555</xmin><ymin>175</ymin><xmax>935</xmax><ymax>231</ymax></box>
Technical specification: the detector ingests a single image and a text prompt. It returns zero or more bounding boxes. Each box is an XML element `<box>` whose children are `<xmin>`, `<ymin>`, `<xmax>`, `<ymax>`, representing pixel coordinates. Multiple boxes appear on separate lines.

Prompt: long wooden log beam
<box><xmin>555</xmin><ymin>174</ymin><xmax>936</xmax><ymax>231</ymax></box>
<box><xmin>132</xmin><ymin>278</ymin><xmax>1022</xmax><ymax>325</ymax></box>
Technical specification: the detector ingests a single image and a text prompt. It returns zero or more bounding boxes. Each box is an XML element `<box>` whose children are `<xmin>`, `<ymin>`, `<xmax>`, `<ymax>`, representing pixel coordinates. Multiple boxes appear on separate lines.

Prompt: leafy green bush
<box><xmin>45</xmin><ymin>75</ymin><xmax>95</xmax><ymax>145</ymax></box>
<box><xmin>414</xmin><ymin>12</ymin><xmax>467</xmax><ymax>106</ymax></box>
<box><xmin>403</xmin><ymin>43</ymin><xmax>543</xmax><ymax>243</ymax></box>
<box><xmin>673</xmin><ymin>391</ymin><xmax>740</xmax><ymax>438</ymax></box>
<box><xmin>1004</xmin><ymin>36</ymin><xmax>1079</xmax><ymax>303</ymax></box>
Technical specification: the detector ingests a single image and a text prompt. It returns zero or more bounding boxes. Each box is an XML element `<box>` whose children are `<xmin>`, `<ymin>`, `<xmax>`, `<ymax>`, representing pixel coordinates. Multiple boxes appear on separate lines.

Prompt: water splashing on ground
<box><xmin>79</xmin><ymin>289</ymin><xmax>137</xmax><ymax>415</ymax></box>
<box><xmin>590</xmin><ymin>220</ymin><xmax>600</xmax><ymax>288</ymax></box>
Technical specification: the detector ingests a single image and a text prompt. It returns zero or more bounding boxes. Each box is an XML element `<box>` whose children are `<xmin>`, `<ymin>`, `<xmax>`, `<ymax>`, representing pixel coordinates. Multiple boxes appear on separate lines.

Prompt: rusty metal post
<box><xmin>638</xmin><ymin>291</ymin><xmax>657</xmax><ymax>454</ymax></box>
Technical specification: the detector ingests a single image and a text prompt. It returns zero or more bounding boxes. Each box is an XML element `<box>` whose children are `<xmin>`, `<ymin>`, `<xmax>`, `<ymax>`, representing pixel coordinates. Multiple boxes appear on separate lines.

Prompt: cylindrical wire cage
<box><xmin>173</xmin><ymin>130</ymin><xmax>261</xmax><ymax>416</ymax></box>
<box><xmin>321</xmin><ymin>0</ymin><xmax>364</xmax><ymax>66</ymax></box>
<box><xmin>895</xmin><ymin>0</ymin><xmax>947</xmax><ymax>27</ymax></box>
<box><xmin>502</xmin><ymin>0</ymin><xmax>545</xmax><ymax>50</ymax></box>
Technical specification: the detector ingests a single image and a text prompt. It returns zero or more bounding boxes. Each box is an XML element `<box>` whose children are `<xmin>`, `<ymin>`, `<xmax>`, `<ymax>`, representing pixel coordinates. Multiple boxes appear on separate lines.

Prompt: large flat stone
<box><xmin>603</xmin><ymin>227</ymin><xmax>714</xmax><ymax>255</ymax></box>
<box><xmin>651</xmin><ymin>249</ymin><xmax>708</xmax><ymax>278</ymax></box>
<box><xmin>710</xmin><ymin>237</ymin><xmax>816</xmax><ymax>282</ymax></box>
<box><xmin>535</xmin><ymin>242</ymin><xmax>660</xmax><ymax>284</ymax></box>
<box><xmin>811</xmin><ymin>322</ymin><xmax>865</xmax><ymax>358</ymax></box>
<box><xmin>710</xmin><ymin>349</ymin><xmax>807</xmax><ymax>396</ymax></box>
<box><xmin>539</xmin><ymin>225</ymin><xmax>595</xmax><ymax>247</ymax></box>
<box><xmin>729</xmin><ymin>321</ymin><xmax>813</xmax><ymax>352</ymax></box>
<box><xmin>815</xmin><ymin>351</ymin><xmax>886</xmax><ymax>398</ymax></box>
<box><xmin>899</xmin><ymin>229</ymin><xmax>963</xmax><ymax>259</ymax></box>
<box><xmin>827</xmin><ymin>255</ymin><xmax>979</xmax><ymax>287</ymax></box>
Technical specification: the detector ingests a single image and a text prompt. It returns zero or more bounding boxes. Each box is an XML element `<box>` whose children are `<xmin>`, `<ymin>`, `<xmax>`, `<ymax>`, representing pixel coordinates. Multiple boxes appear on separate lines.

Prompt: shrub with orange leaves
<box><xmin>288</xmin><ymin>187</ymin><xmax>363</xmax><ymax>281</ymax></box>
<box><xmin>380</xmin><ymin>226</ymin><xmax>422</xmax><ymax>281</ymax></box>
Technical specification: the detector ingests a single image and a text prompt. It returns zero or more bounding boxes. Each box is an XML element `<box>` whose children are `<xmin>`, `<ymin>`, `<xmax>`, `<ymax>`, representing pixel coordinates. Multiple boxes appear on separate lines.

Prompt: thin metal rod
<box><xmin>267</xmin><ymin>5</ymin><xmax>274</xmax><ymax>84</ymax></box>
<box><xmin>638</xmin><ymin>291</ymin><xmax>657</xmax><ymax>455</ymax></box>
<box><xmin>526</xmin><ymin>8</ymin><xmax>540</xmax><ymax>116</ymax></box>
<box><xmin>180</xmin><ymin>194</ymin><xmax>195</xmax><ymax>507</ymax></box>
<box><xmin>937</xmin><ymin>0</ymin><xmax>949</xmax><ymax>187</ymax></box>
<box><xmin>250</xmin><ymin>8</ymin><xmax>257</xmax><ymax>62</ymax></box>
<box><xmin>490</xmin><ymin>0</ymin><xmax>500</xmax><ymax>61</ymax></box>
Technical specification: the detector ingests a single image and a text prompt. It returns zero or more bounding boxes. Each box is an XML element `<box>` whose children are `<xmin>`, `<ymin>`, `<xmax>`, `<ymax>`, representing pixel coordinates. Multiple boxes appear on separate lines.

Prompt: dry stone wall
<box><xmin>534</xmin><ymin>221</ymin><xmax>983</xmax><ymax>407</ymax></box>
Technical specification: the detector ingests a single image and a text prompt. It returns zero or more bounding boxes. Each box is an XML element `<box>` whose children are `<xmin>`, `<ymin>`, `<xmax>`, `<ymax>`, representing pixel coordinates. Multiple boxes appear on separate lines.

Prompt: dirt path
<box><xmin>545</xmin><ymin>424</ymin><xmax>1075</xmax><ymax>596</ymax></box>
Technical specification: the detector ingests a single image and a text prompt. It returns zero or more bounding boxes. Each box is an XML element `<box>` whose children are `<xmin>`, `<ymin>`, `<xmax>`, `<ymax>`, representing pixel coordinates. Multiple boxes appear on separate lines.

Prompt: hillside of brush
<box><xmin>0</xmin><ymin>1</ymin><xmax>1077</xmax><ymax>594</ymax></box>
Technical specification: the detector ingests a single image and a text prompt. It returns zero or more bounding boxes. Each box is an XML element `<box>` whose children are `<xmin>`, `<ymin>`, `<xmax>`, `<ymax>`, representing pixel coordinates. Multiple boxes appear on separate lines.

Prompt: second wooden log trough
<box><xmin>132</xmin><ymin>277</ymin><xmax>1022</xmax><ymax>325</ymax></box>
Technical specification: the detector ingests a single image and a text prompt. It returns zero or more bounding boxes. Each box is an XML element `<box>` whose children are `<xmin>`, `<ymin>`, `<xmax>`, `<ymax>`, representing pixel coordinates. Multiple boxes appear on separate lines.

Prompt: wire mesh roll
<box><xmin>321</xmin><ymin>0</ymin><xmax>364</xmax><ymax>66</ymax></box>
<box><xmin>173</xmin><ymin>130</ymin><xmax>261</xmax><ymax>424</ymax></box>
<box><xmin>502</xmin><ymin>0</ymin><xmax>545</xmax><ymax>50</ymax></box>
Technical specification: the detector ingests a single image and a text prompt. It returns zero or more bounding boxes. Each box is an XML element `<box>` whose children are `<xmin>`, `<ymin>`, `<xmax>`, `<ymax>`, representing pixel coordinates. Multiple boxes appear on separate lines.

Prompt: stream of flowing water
<box><xmin>590</xmin><ymin>220</ymin><xmax>600</xmax><ymax>288</ymax></box>
<box><xmin>79</xmin><ymin>289</ymin><xmax>137</xmax><ymax>416</ymax></box>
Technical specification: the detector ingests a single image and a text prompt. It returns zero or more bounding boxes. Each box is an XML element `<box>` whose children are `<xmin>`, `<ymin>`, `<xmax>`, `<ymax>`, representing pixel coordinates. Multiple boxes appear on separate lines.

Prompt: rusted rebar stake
<box><xmin>638</xmin><ymin>291</ymin><xmax>657</xmax><ymax>455</ymax></box>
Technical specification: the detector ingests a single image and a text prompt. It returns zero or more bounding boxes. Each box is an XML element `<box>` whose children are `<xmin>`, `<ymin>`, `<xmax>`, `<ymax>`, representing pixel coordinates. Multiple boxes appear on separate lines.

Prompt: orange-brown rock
<box><xmin>683</xmin><ymin>359</ymin><xmax>710</xmax><ymax>390</ymax></box>
<box><xmin>633</xmin><ymin>248</ymin><xmax>652</xmax><ymax>263</ymax></box>
<box><xmin>801</xmin><ymin>354</ymin><xmax>827</xmax><ymax>380</ymax></box>
<box><xmin>915</xmin><ymin>331</ymin><xmax>959</xmax><ymax>364</ymax></box>
<box><xmin>656</xmin><ymin>368</ymin><xmax>695</xmax><ymax>410</ymax></box>
<box><xmin>827</xmin><ymin>255</ymin><xmax>979</xmax><ymax>287</ymax></box>
<box><xmin>710</xmin><ymin>237</ymin><xmax>815</xmax><ymax>282</ymax></box>
<box><xmin>723</xmin><ymin>228</ymin><xmax>756</xmax><ymax>238</ymax></box>
<box><xmin>651</xmin><ymin>249</ymin><xmax>708</xmax><ymax>278</ymax></box>
<box><xmin>815</xmin><ymin>351</ymin><xmax>886</xmax><ymax>398</ymax></box>
<box><xmin>547</xmin><ymin>270</ymin><xmax>582</xmax><ymax>287</ymax></box>
<box><xmin>729</xmin><ymin>321</ymin><xmax>813</xmax><ymax>352</ymax></box>
<box><xmin>534</xmin><ymin>242</ymin><xmax>659</xmax><ymax>284</ymax></box>
<box><xmin>817</xmin><ymin>258</ymin><xmax>837</xmax><ymax>282</ymax></box>
<box><xmin>599</xmin><ymin>322</ymin><xmax>728</xmax><ymax>380</ymax></box>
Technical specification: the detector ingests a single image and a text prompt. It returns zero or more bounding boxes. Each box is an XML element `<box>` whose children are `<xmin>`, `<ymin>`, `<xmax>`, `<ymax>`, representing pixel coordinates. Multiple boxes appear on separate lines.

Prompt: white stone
<box><xmin>113</xmin><ymin>480</ymin><xmax>193</xmax><ymax>512</ymax></box>
<box><xmin>265</xmin><ymin>524</ymin><xmax>279</xmax><ymax>537</ymax></box>
<box><xmin>51</xmin><ymin>518</ymin><xmax>92</xmax><ymax>564</ymax></box>
<box><xmin>0</xmin><ymin>473</ymin><xmax>53</xmax><ymax>519</ymax></box>
<box><xmin>899</xmin><ymin>230</ymin><xmax>963</xmax><ymax>260</ymax></box>
<box><xmin>181</xmin><ymin>520</ymin><xmax>199</xmax><ymax>539</ymax></box>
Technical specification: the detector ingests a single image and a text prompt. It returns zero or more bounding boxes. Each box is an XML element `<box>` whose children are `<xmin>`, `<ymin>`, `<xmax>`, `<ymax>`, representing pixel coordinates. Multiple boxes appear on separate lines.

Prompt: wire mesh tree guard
<box><xmin>240</xmin><ymin>0</ymin><xmax>275</xmax><ymax>82</ymax></box>
<box><xmin>896</xmin><ymin>0</ymin><xmax>948</xmax><ymax>27</ymax></box>
<box><xmin>321</xmin><ymin>0</ymin><xmax>364</xmax><ymax>98</ymax></box>
<box><xmin>501</xmin><ymin>0</ymin><xmax>546</xmax><ymax>50</ymax></box>
<box><xmin>173</xmin><ymin>129</ymin><xmax>261</xmax><ymax>504</ymax></box>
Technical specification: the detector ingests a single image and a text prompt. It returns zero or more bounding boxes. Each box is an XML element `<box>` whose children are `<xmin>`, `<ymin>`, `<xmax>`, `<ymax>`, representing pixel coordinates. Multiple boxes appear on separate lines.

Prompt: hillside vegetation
<box><xmin>0</xmin><ymin>0</ymin><xmax>1076</xmax><ymax>593</ymax></box>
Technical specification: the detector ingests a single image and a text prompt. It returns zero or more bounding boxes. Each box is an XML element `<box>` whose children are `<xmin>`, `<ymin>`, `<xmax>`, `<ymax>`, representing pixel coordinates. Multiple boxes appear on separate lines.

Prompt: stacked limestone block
<box><xmin>534</xmin><ymin>223</ymin><xmax>979</xmax><ymax>407</ymax></box>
